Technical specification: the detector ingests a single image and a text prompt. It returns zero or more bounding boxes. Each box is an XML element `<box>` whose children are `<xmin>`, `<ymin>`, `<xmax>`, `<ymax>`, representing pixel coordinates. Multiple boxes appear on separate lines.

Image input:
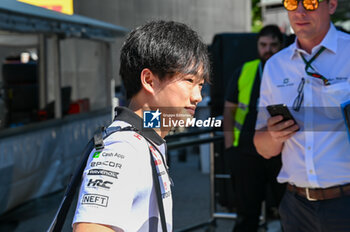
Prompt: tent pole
<box><xmin>38</xmin><ymin>34</ymin><xmax>47</xmax><ymax>110</ymax></box>
<box><xmin>53</xmin><ymin>35</ymin><xmax>62</xmax><ymax>119</ymax></box>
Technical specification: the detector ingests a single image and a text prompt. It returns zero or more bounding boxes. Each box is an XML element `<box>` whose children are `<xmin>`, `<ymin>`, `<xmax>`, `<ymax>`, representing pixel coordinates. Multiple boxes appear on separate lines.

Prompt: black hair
<box><xmin>258</xmin><ymin>24</ymin><xmax>283</xmax><ymax>44</ymax></box>
<box><xmin>119</xmin><ymin>20</ymin><xmax>210</xmax><ymax>99</ymax></box>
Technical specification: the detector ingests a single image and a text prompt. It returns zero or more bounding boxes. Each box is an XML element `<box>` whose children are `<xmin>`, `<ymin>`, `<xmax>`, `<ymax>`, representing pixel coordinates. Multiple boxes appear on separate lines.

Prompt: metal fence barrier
<box><xmin>166</xmin><ymin>128</ymin><xmax>267</xmax><ymax>232</ymax></box>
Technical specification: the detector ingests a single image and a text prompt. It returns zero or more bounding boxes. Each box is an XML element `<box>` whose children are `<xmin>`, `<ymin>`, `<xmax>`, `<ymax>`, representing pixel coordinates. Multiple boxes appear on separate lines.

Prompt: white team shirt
<box><xmin>73</xmin><ymin>114</ymin><xmax>173</xmax><ymax>231</ymax></box>
<box><xmin>256</xmin><ymin>23</ymin><xmax>350</xmax><ymax>188</ymax></box>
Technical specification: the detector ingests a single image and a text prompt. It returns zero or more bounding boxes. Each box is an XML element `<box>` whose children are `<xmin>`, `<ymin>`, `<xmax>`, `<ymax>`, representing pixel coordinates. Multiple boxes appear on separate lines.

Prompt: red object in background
<box><xmin>38</xmin><ymin>110</ymin><xmax>48</xmax><ymax>121</ymax></box>
<box><xmin>68</xmin><ymin>98</ymin><xmax>90</xmax><ymax>114</ymax></box>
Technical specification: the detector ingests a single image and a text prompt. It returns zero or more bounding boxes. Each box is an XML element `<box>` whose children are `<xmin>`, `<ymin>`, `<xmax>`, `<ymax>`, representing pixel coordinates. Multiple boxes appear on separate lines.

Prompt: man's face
<box><xmin>151</xmin><ymin>72</ymin><xmax>204</xmax><ymax>121</ymax></box>
<box><xmin>288</xmin><ymin>0</ymin><xmax>337</xmax><ymax>43</ymax></box>
<box><xmin>257</xmin><ymin>35</ymin><xmax>282</xmax><ymax>62</ymax></box>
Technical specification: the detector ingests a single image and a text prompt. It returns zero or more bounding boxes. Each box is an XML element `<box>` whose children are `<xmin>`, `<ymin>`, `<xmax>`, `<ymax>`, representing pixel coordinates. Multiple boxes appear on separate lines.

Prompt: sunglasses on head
<box><xmin>282</xmin><ymin>0</ymin><xmax>325</xmax><ymax>11</ymax></box>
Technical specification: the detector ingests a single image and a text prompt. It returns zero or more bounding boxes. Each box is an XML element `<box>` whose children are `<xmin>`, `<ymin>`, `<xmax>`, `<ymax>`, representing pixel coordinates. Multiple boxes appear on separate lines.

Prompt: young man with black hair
<box><xmin>73</xmin><ymin>20</ymin><xmax>210</xmax><ymax>232</ymax></box>
<box><xmin>223</xmin><ymin>25</ymin><xmax>285</xmax><ymax>232</ymax></box>
<box><xmin>254</xmin><ymin>0</ymin><xmax>350</xmax><ymax>231</ymax></box>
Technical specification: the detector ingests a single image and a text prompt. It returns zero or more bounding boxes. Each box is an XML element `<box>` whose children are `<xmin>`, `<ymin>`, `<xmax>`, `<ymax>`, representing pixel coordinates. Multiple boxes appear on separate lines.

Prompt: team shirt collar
<box><xmin>114</xmin><ymin>106</ymin><xmax>165</xmax><ymax>146</ymax></box>
<box><xmin>290</xmin><ymin>23</ymin><xmax>338</xmax><ymax>60</ymax></box>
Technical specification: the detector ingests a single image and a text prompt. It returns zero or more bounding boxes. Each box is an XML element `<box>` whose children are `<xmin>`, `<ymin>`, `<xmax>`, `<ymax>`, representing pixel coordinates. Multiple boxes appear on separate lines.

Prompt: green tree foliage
<box><xmin>252</xmin><ymin>0</ymin><xmax>262</xmax><ymax>32</ymax></box>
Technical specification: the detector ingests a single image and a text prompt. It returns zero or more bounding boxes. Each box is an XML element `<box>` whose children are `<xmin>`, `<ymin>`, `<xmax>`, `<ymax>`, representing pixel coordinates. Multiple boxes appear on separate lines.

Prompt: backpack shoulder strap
<box><xmin>48</xmin><ymin>125</ymin><xmax>130</xmax><ymax>232</ymax></box>
<box><xmin>94</xmin><ymin>126</ymin><xmax>134</xmax><ymax>150</ymax></box>
<box><xmin>149</xmin><ymin>145</ymin><xmax>168</xmax><ymax>232</ymax></box>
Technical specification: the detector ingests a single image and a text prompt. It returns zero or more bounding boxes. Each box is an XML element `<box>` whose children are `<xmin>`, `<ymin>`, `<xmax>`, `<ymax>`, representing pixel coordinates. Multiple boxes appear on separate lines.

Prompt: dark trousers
<box><xmin>280</xmin><ymin>189</ymin><xmax>350</xmax><ymax>232</ymax></box>
<box><xmin>227</xmin><ymin>147</ymin><xmax>286</xmax><ymax>232</ymax></box>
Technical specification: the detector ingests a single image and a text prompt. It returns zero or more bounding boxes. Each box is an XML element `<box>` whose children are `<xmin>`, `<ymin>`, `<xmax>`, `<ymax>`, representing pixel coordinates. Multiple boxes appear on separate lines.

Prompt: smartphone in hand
<box><xmin>341</xmin><ymin>100</ymin><xmax>350</xmax><ymax>142</ymax></box>
<box><xmin>266</xmin><ymin>104</ymin><xmax>297</xmax><ymax>124</ymax></box>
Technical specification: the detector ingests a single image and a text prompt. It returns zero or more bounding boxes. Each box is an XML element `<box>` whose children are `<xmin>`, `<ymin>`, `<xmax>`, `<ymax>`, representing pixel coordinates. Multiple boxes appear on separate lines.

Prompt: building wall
<box><xmin>262</xmin><ymin>6</ymin><xmax>290</xmax><ymax>34</ymax></box>
<box><xmin>72</xmin><ymin>0</ymin><xmax>251</xmax><ymax>85</ymax></box>
<box><xmin>74</xmin><ymin>0</ymin><xmax>251</xmax><ymax>43</ymax></box>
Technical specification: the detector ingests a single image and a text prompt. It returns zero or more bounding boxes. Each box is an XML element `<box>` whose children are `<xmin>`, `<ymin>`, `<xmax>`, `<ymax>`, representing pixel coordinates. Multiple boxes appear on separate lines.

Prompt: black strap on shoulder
<box><xmin>48</xmin><ymin>125</ymin><xmax>126</xmax><ymax>232</ymax></box>
<box><xmin>149</xmin><ymin>146</ymin><xmax>168</xmax><ymax>232</ymax></box>
<box><xmin>48</xmin><ymin>138</ymin><xmax>94</xmax><ymax>232</ymax></box>
<box><xmin>93</xmin><ymin>126</ymin><xmax>106</xmax><ymax>150</ymax></box>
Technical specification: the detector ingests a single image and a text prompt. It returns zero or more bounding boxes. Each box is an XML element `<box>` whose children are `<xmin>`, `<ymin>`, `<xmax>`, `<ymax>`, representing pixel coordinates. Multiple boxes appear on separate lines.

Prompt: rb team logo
<box><xmin>143</xmin><ymin>109</ymin><xmax>161</xmax><ymax>128</ymax></box>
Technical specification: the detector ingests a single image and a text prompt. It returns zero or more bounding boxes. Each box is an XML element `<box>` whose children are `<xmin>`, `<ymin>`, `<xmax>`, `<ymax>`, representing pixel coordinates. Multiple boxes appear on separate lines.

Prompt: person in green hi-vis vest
<box><xmin>223</xmin><ymin>25</ymin><xmax>285</xmax><ymax>232</ymax></box>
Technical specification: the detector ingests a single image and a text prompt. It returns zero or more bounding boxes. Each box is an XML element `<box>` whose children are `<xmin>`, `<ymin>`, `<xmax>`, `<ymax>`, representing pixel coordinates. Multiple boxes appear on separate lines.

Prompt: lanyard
<box><xmin>299</xmin><ymin>46</ymin><xmax>330</xmax><ymax>85</ymax></box>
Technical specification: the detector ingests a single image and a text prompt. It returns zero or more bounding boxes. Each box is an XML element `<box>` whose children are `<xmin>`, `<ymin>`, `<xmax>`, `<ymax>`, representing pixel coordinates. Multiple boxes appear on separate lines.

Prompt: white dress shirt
<box><xmin>256</xmin><ymin>23</ymin><xmax>350</xmax><ymax>188</ymax></box>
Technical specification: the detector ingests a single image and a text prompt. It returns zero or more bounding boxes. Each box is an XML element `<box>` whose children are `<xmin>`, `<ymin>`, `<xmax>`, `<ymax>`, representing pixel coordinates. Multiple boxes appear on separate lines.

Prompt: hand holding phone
<box><xmin>341</xmin><ymin>100</ymin><xmax>350</xmax><ymax>142</ymax></box>
<box><xmin>266</xmin><ymin>104</ymin><xmax>300</xmax><ymax>135</ymax></box>
<box><xmin>266</xmin><ymin>104</ymin><xmax>297</xmax><ymax>124</ymax></box>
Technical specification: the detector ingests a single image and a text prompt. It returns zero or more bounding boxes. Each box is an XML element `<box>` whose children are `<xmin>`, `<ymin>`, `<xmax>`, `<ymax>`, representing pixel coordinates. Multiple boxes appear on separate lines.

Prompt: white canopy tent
<box><xmin>0</xmin><ymin>0</ymin><xmax>127</xmax><ymax>214</ymax></box>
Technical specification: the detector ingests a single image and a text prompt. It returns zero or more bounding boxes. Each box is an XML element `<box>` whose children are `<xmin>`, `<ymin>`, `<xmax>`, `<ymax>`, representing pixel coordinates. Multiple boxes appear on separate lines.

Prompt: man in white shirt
<box><xmin>72</xmin><ymin>20</ymin><xmax>210</xmax><ymax>232</ymax></box>
<box><xmin>254</xmin><ymin>0</ymin><xmax>350</xmax><ymax>231</ymax></box>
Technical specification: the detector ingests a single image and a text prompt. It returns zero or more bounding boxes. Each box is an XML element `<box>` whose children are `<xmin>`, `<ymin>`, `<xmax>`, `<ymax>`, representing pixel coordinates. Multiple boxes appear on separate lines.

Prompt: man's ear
<box><xmin>140</xmin><ymin>68</ymin><xmax>157</xmax><ymax>95</ymax></box>
<box><xmin>328</xmin><ymin>0</ymin><xmax>338</xmax><ymax>15</ymax></box>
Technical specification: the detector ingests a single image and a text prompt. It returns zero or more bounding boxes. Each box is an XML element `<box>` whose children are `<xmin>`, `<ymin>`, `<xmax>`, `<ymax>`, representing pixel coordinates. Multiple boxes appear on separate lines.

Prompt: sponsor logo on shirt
<box><xmin>133</xmin><ymin>133</ymin><xmax>143</xmax><ymax>141</ymax></box>
<box><xmin>277</xmin><ymin>78</ymin><xmax>295</xmax><ymax>88</ymax></box>
<box><xmin>88</xmin><ymin>169</ymin><xmax>119</xmax><ymax>179</ymax></box>
<box><xmin>103</xmin><ymin>152</ymin><xmax>125</xmax><ymax>159</ymax></box>
<box><xmin>328</xmin><ymin>77</ymin><xmax>349</xmax><ymax>84</ymax></box>
<box><xmin>93</xmin><ymin>151</ymin><xmax>101</xmax><ymax>158</ymax></box>
<box><xmin>90</xmin><ymin>161</ymin><xmax>122</xmax><ymax>169</ymax></box>
<box><xmin>162</xmin><ymin>191</ymin><xmax>171</xmax><ymax>199</ymax></box>
<box><xmin>82</xmin><ymin>194</ymin><xmax>109</xmax><ymax>207</ymax></box>
<box><xmin>92</xmin><ymin>152</ymin><xmax>125</xmax><ymax>159</ymax></box>
<box><xmin>93</xmin><ymin>152</ymin><xmax>125</xmax><ymax>159</ymax></box>
<box><xmin>150</xmin><ymin>146</ymin><xmax>162</xmax><ymax>166</ymax></box>
<box><xmin>87</xmin><ymin>178</ymin><xmax>113</xmax><ymax>189</ymax></box>
<box><xmin>335</xmin><ymin>77</ymin><xmax>348</xmax><ymax>81</ymax></box>
<box><xmin>157</xmin><ymin>171</ymin><xmax>166</xmax><ymax>176</ymax></box>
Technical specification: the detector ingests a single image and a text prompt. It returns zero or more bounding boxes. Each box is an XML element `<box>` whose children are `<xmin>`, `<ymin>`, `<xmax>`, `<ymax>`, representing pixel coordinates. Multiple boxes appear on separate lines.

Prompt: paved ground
<box><xmin>0</xmin><ymin>149</ymin><xmax>282</xmax><ymax>232</ymax></box>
